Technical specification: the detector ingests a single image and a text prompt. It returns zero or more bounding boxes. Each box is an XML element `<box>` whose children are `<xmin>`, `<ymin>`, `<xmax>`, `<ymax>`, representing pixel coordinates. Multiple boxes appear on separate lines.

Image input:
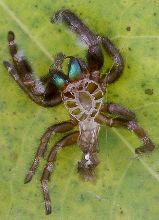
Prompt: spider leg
<box><xmin>52</xmin><ymin>10</ymin><xmax>104</xmax><ymax>81</ymax></box>
<box><xmin>96</xmin><ymin>113</ymin><xmax>155</xmax><ymax>154</ymax></box>
<box><xmin>101</xmin><ymin>102</ymin><xmax>136</xmax><ymax>121</ymax></box>
<box><xmin>52</xmin><ymin>10</ymin><xmax>97</xmax><ymax>46</ymax></box>
<box><xmin>3</xmin><ymin>61</ymin><xmax>61</xmax><ymax>106</ymax></box>
<box><xmin>53</xmin><ymin>53</ymin><xmax>86</xmax><ymax>73</ymax></box>
<box><xmin>54</xmin><ymin>52</ymin><xmax>65</xmax><ymax>70</ymax></box>
<box><xmin>3</xmin><ymin>31</ymin><xmax>62</xmax><ymax>107</ymax></box>
<box><xmin>100</xmin><ymin>36</ymin><xmax>124</xmax><ymax>85</ymax></box>
<box><xmin>24</xmin><ymin>120</ymin><xmax>77</xmax><ymax>183</ymax></box>
<box><xmin>41</xmin><ymin>131</ymin><xmax>79</xmax><ymax>215</ymax></box>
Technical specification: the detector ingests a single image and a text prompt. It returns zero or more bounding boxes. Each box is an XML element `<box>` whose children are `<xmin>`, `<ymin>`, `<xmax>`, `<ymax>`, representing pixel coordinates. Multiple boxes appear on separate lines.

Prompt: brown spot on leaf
<box><xmin>145</xmin><ymin>89</ymin><xmax>153</xmax><ymax>95</ymax></box>
<box><xmin>126</xmin><ymin>26</ymin><xmax>131</xmax><ymax>31</ymax></box>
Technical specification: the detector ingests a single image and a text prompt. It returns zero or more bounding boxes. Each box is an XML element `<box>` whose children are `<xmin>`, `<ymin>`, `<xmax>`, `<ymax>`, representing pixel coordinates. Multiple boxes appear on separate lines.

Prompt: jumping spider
<box><xmin>3</xmin><ymin>9</ymin><xmax>155</xmax><ymax>215</ymax></box>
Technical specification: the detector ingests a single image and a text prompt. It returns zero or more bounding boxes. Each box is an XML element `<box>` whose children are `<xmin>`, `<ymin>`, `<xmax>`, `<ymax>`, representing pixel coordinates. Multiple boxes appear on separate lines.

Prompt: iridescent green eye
<box><xmin>50</xmin><ymin>66</ymin><xmax>67</xmax><ymax>89</ymax></box>
<box><xmin>52</xmin><ymin>73</ymin><xmax>66</xmax><ymax>88</ymax></box>
<box><xmin>68</xmin><ymin>58</ymin><xmax>82</xmax><ymax>80</ymax></box>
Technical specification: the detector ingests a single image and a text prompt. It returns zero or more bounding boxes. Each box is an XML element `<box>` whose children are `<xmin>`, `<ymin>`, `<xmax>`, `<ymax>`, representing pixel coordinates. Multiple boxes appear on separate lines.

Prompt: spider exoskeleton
<box><xmin>3</xmin><ymin>9</ymin><xmax>155</xmax><ymax>215</ymax></box>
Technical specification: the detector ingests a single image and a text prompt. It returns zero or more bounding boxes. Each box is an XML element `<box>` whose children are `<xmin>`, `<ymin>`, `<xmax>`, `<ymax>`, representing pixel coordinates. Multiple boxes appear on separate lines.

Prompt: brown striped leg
<box><xmin>41</xmin><ymin>131</ymin><xmax>79</xmax><ymax>214</ymax></box>
<box><xmin>52</xmin><ymin>10</ymin><xmax>97</xmax><ymax>46</ymax></box>
<box><xmin>4</xmin><ymin>31</ymin><xmax>62</xmax><ymax>107</ymax></box>
<box><xmin>101</xmin><ymin>102</ymin><xmax>136</xmax><ymax>121</ymax></box>
<box><xmin>100</xmin><ymin>36</ymin><xmax>124</xmax><ymax>85</ymax></box>
<box><xmin>96</xmin><ymin>113</ymin><xmax>155</xmax><ymax>154</ymax></box>
<box><xmin>54</xmin><ymin>53</ymin><xmax>88</xmax><ymax>76</ymax></box>
<box><xmin>8</xmin><ymin>31</ymin><xmax>32</xmax><ymax>76</ymax></box>
<box><xmin>52</xmin><ymin>10</ymin><xmax>103</xmax><ymax>82</ymax></box>
<box><xmin>7</xmin><ymin>31</ymin><xmax>42</xmax><ymax>91</ymax></box>
<box><xmin>3</xmin><ymin>61</ymin><xmax>62</xmax><ymax>106</ymax></box>
<box><xmin>24</xmin><ymin>121</ymin><xmax>77</xmax><ymax>183</ymax></box>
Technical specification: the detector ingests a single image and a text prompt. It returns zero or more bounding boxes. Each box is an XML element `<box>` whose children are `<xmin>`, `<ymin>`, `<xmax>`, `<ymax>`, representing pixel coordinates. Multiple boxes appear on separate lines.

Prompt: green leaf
<box><xmin>0</xmin><ymin>0</ymin><xmax>159</xmax><ymax>219</ymax></box>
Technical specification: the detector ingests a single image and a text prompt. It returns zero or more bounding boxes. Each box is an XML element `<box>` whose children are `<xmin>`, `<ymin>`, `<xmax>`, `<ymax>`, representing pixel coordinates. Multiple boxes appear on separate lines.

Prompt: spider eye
<box><xmin>68</xmin><ymin>58</ymin><xmax>82</xmax><ymax>80</ymax></box>
<box><xmin>52</xmin><ymin>74</ymin><xmax>65</xmax><ymax>88</ymax></box>
<box><xmin>50</xmin><ymin>66</ymin><xmax>67</xmax><ymax>89</ymax></box>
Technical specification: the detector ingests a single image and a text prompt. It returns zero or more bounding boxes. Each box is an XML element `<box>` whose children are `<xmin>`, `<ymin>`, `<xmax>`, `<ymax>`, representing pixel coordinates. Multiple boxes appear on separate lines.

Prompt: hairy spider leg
<box><xmin>7</xmin><ymin>31</ymin><xmax>33</xmax><ymax>79</ymax></box>
<box><xmin>41</xmin><ymin>131</ymin><xmax>79</xmax><ymax>215</ymax></box>
<box><xmin>3</xmin><ymin>61</ymin><xmax>61</xmax><ymax>107</ymax></box>
<box><xmin>100</xmin><ymin>36</ymin><xmax>124</xmax><ymax>85</ymax></box>
<box><xmin>51</xmin><ymin>10</ymin><xmax>124</xmax><ymax>85</ymax></box>
<box><xmin>101</xmin><ymin>102</ymin><xmax>136</xmax><ymax>121</ymax></box>
<box><xmin>24</xmin><ymin>121</ymin><xmax>77</xmax><ymax>183</ymax></box>
<box><xmin>52</xmin><ymin>10</ymin><xmax>97</xmax><ymax>47</ymax></box>
<box><xmin>96</xmin><ymin>113</ymin><xmax>155</xmax><ymax>154</ymax></box>
<box><xmin>3</xmin><ymin>31</ymin><xmax>62</xmax><ymax>107</ymax></box>
<box><xmin>54</xmin><ymin>52</ymin><xmax>66</xmax><ymax>70</ymax></box>
<box><xmin>51</xmin><ymin>10</ymin><xmax>104</xmax><ymax>82</ymax></box>
<box><xmin>54</xmin><ymin>53</ymin><xmax>89</xmax><ymax>77</ymax></box>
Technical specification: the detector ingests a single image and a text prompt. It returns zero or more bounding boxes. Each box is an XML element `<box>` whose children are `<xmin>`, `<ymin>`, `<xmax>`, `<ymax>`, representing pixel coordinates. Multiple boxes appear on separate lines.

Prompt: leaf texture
<box><xmin>0</xmin><ymin>0</ymin><xmax>159</xmax><ymax>219</ymax></box>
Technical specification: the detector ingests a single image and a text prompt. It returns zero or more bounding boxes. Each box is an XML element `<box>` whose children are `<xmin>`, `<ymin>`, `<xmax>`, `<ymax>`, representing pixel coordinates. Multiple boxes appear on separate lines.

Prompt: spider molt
<box><xmin>3</xmin><ymin>9</ymin><xmax>155</xmax><ymax>215</ymax></box>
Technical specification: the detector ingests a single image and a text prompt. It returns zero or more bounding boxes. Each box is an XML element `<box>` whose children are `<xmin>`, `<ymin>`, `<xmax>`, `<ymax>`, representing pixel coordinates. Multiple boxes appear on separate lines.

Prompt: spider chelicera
<box><xmin>3</xmin><ymin>9</ymin><xmax>155</xmax><ymax>215</ymax></box>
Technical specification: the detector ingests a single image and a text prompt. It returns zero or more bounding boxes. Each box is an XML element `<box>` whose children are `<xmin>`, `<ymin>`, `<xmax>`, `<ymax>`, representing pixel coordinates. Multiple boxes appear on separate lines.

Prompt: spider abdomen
<box><xmin>78</xmin><ymin>119</ymin><xmax>101</xmax><ymax>173</ymax></box>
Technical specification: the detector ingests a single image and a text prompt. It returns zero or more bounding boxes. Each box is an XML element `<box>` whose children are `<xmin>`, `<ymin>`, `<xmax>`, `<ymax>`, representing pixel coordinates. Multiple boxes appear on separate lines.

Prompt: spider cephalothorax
<box><xmin>63</xmin><ymin>78</ymin><xmax>103</xmax><ymax>121</ymax></box>
<box><xmin>3</xmin><ymin>9</ymin><xmax>155</xmax><ymax>215</ymax></box>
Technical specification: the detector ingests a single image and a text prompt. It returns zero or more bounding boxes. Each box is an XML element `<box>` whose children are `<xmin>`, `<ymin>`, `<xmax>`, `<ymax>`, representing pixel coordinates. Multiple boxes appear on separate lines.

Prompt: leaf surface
<box><xmin>0</xmin><ymin>0</ymin><xmax>159</xmax><ymax>219</ymax></box>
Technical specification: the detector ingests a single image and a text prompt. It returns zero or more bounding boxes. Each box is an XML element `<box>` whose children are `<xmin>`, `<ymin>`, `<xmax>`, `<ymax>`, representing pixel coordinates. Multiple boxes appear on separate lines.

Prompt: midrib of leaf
<box><xmin>112</xmin><ymin>128</ymin><xmax>159</xmax><ymax>182</ymax></box>
<box><xmin>109</xmin><ymin>160</ymin><xmax>133</xmax><ymax>220</ymax></box>
<box><xmin>0</xmin><ymin>0</ymin><xmax>53</xmax><ymax>61</ymax></box>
